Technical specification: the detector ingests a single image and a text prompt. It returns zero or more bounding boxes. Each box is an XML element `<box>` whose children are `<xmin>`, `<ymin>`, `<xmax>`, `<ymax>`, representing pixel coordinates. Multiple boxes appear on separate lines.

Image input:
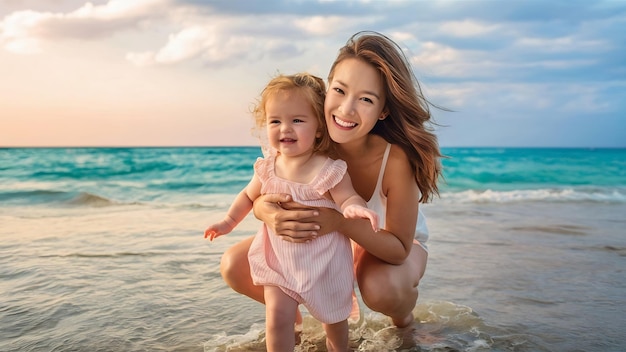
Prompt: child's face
<box><xmin>265</xmin><ymin>90</ymin><xmax>321</xmax><ymax>157</ymax></box>
<box><xmin>325</xmin><ymin>58</ymin><xmax>387</xmax><ymax>145</ymax></box>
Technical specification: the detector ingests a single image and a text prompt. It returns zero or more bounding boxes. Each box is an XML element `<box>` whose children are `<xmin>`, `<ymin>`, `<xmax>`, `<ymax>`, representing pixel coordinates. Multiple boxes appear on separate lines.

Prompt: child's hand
<box><xmin>204</xmin><ymin>220</ymin><xmax>234</xmax><ymax>241</ymax></box>
<box><xmin>204</xmin><ymin>228</ymin><xmax>222</xmax><ymax>241</ymax></box>
<box><xmin>343</xmin><ymin>205</ymin><xmax>379</xmax><ymax>232</ymax></box>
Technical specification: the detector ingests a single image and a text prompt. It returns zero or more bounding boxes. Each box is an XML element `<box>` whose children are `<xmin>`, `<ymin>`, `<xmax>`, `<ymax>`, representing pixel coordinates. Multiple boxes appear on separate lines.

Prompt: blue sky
<box><xmin>1</xmin><ymin>0</ymin><xmax>624</xmax><ymax>147</ymax></box>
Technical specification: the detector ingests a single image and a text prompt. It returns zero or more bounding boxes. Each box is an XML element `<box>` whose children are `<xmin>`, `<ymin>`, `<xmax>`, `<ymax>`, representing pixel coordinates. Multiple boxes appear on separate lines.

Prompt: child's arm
<box><xmin>328</xmin><ymin>172</ymin><xmax>379</xmax><ymax>232</ymax></box>
<box><xmin>204</xmin><ymin>174</ymin><xmax>262</xmax><ymax>241</ymax></box>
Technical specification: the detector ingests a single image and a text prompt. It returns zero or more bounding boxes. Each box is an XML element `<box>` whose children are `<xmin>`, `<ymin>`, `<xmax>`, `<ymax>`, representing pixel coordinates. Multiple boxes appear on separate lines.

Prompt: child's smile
<box><xmin>265</xmin><ymin>90</ymin><xmax>320</xmax><ymax>158</ymax></box>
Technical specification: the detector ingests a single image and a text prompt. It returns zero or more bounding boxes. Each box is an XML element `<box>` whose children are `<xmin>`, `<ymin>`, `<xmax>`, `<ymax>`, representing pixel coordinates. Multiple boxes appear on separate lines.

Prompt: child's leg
<box><xmin>323</xmin><ymin>319</ymin><xmax>349</xmax><ymax>352</ymax></box>
<box><xmin>264</xmin><ymin>285</ymin><xmax>298</xmax><ymax>352</ymax></box>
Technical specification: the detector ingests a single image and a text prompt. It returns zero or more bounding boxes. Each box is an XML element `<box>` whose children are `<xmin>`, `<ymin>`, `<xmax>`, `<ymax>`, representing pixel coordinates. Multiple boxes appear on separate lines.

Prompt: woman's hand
<box><xmin>252</xmin><ymin>194</ymin><xmax>322</xmax><ymax>243</ymax></box>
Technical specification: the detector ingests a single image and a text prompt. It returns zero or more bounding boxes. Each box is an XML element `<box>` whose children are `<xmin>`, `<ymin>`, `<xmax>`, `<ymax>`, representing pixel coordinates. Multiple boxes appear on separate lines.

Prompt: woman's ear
<box><xmin>379</xmin><ymin>110</ymin><xmax>389</xmax><ymax>120</ymax></box>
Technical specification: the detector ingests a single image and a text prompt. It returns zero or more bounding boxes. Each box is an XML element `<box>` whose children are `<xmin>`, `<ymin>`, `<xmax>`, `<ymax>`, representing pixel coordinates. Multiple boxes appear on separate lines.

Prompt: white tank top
<box><xmin>366</xmin><ymin>143</ymin><xmax>429</xmax><ymax>250</ymax></box>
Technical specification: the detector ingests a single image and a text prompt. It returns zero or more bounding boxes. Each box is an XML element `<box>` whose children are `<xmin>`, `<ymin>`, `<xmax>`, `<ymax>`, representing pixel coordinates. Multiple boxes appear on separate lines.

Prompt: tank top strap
<box><xmin>373</xmin><ymin>143</ymin><xmax>392</xmax><ymax>194</ymax></box>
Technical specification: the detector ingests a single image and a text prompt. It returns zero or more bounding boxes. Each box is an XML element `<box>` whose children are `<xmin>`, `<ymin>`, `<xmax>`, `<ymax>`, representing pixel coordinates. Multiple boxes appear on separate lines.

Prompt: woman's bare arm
<box><xmin>321</xmin><ymin>146</ymin><xmax>418</xmax><ymax>264</ymax></box>
<box><xmin>322</xmin><ymin>211</ymin><xmax>409</xmax><ymax>265</ymax></box>
<box><xmin>252</xmin><ymin>193</ymin><xmax>321</xmax><ymax>243</ymax></box>
<box><xmin>252</xmin><ymin>145</ymin><xmax>418</xmax><ymax>264</ymax></box>
<box><xmin>253</xmin><ymin>195</ymin><xmax>410</xmax><ymax>263</ymax></box>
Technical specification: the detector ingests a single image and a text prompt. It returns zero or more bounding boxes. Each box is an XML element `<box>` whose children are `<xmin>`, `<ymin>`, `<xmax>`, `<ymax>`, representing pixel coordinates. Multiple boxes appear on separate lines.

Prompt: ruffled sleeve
<box><xmin>253</xmin><ymin>156</ymin><xmax>271</xmax><ymax>185</ymax></box>
<box><xmin>311</xmin><ymin>158</ymin><xmax>348</xmax><ymax>195</ymax></box>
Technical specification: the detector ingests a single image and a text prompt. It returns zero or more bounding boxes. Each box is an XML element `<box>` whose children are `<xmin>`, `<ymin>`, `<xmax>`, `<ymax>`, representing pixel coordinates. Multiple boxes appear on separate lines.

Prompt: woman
<box><xmin>220</xmin><ymin>31</ymin><xmax>442</xmax><ymax>330</ymax></box>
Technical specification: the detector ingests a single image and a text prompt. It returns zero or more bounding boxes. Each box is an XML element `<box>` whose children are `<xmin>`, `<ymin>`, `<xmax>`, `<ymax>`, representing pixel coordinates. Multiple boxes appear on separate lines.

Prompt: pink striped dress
<box><xmin>248</xmin><ymin>155</ymin><xmax>354</xmax><ymax>324</ymax></box>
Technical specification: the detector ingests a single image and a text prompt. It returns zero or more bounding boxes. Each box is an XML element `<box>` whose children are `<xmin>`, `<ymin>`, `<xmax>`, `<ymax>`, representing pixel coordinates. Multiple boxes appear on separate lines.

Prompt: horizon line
<box><xmin>2</xmin><ymin>145</ymin><xmax>625</xmax><ymax>149</ymax></box>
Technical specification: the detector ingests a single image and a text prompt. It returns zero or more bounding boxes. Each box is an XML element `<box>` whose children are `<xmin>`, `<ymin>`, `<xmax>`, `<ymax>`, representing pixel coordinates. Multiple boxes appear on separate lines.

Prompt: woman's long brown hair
<box><xmin>328</xmin><ymin>31</ymin><xmax>444</xmax><ymax>202</ymax></box>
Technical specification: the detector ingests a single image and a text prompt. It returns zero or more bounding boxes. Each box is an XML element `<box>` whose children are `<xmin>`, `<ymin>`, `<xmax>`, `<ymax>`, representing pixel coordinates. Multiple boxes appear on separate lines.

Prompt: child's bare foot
<box><xmin>294</xmin><ymin>326</ymin><xmax>302</xmax><ymax>346</ymax></box>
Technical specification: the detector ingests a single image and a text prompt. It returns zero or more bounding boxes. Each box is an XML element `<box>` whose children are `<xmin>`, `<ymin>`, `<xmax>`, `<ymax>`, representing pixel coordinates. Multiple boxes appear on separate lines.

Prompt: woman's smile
<box><xmin>333</xmin><ymin>115</ymin><xmax>358</xmax><ymax>129</ymax></box>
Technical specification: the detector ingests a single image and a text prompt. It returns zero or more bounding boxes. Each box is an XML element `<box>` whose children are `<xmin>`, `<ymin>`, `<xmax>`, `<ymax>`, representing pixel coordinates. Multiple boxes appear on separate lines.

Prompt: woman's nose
<box><xmin>339</xmin><ymin>100</ymin><xmax>355</xmax><ymax>115</ymax></box>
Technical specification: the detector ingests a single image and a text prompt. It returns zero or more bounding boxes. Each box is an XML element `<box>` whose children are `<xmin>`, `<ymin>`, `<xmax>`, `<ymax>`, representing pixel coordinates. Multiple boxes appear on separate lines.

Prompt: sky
<box><xmin>0</xmin><ymin>0</ymin><xmax>624</xmax><ymax>148</ymax></box>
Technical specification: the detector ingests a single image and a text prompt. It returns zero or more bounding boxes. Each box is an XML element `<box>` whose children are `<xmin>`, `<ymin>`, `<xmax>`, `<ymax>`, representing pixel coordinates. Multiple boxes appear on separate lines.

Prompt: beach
<box><xmin>1</xmin><ymin>147</ymin><xmax>625</xmax><ymax>351</ymax></box>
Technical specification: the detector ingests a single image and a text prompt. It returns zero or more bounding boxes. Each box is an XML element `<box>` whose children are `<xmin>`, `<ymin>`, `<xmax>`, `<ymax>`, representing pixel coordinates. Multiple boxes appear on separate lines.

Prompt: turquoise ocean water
<box><xmin>1</xmin><ymin>147</ymin><xmax>625</xmax><ymax>351</ymax></box>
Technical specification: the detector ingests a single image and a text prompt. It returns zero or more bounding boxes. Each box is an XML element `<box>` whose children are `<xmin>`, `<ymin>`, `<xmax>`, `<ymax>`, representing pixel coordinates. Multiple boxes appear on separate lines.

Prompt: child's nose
<box><xmin>280</xmin><ymin>123</ymin><xmax>293</xmax><ymax>132</ymax></box>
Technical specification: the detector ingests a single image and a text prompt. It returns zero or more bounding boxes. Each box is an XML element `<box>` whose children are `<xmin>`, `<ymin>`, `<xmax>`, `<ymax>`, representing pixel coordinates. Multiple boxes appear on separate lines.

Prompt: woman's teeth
<box><xmin>335</xmin><ymin>116</ymin><xmax>357</xmax><ymax>128</ymax></box>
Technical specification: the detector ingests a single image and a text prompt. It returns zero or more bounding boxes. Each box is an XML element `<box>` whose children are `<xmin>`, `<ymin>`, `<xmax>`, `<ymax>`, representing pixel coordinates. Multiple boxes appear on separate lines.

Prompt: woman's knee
<box><xmin>219</xmin><ymin>246</ymin><xmax>237</xmax><ymax>280</ymax></box>
<box><xmin>219</xmin><ymin>238</ymin><xmax>252</xmax><ymax>289</ymax></box>
<box><xmin>360</xmin><ymin>273</ymin><xmax>415</xmax><ymax>311</ymax></box>
<box><xmin>356</xmin><ymin>247</ymin><xmax>427</xmax><ymax>314</ymax></box>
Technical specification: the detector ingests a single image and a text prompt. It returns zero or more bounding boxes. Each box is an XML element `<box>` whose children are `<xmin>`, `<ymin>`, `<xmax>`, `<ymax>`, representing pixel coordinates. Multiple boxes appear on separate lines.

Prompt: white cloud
<box><xmin>126</xmin><ymin>20</ymin><xmax>295</xmax><ymax>67</ymax></box>
<box><xmin>127</xmin><ymin>12</ymin><xmax>365</xmax><ymax>67</ymax></box>
<box><xmin>515</xmin><ymin>36</ymin><xmax>610</xmax><ymax>53</ymax></box>
<box><xmin>413</xmin><ymin>41</ymin><xmax>460</xmax><ymax>66</ymax></box>
<box><xmin>294</xmin><ymin>15</ymin><xmax>373</xmax><ymax>36</ymax></box>
<box><xmin>432</xmin><ymin>81</ymin><xmax>614</xmax><ymax>120</ymax></box>
<box><xmin>69</xmin><ymin>0</ymin><xmax>166</xmax><ymax>20</ymax></box>
<box><xmin>409</xmin><ymin>42</ymin><xmax>495</xmax><ymax>79</ymax></box>
<box><xmin>155</xmin><ymin>25</ymin><xmax>215</xmax><ymax>64</ymax></box>
<box><xmin>0</xmin><ymin>0</ymin><xmax>169</xmax><ymax>54</ymax></box>
<box><xmin>438</xmin><ymin>20</ymin><xmax>499</xmax><ymax>37</ymax></box>
<box><xmin>0</xmin><ymin>9</ymin><xmax>47</xmax><ymax>54</ymax></box>
<box><xmin>389</xmin><ymin>31</ymin><xmax>415</xmax><ymax>42</ymax></box>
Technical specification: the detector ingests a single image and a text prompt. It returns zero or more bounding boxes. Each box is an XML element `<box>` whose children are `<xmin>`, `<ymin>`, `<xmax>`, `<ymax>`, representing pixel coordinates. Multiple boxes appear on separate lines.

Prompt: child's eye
<box><xmin>269</xmin><ymin>119</ymin><xmax>280</xmax><ymax>124</ymax></box>
<box><xmin>293</xmin><ymin>119</ymin><xmax>304</xmax><ymax>123</ymax></box>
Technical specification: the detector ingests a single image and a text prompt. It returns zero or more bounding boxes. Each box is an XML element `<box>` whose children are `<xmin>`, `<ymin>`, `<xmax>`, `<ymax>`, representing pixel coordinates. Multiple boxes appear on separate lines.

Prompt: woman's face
<box><xmin>325</xmin><ymin>58</ymin><xmax>387</xmax><ymax>145</ymax></box>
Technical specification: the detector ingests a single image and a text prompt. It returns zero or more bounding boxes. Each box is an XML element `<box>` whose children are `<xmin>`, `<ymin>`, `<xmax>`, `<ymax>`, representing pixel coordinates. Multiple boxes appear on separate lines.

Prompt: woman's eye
<box><xmin>362</xmin><ymin>97</ymin><xmax>373</xmax><ymax>104</ymax></box>
<box><xmin>333</xmin><ymin>87</ymin><xmax>345</xmax><ymax>94</ymax></box>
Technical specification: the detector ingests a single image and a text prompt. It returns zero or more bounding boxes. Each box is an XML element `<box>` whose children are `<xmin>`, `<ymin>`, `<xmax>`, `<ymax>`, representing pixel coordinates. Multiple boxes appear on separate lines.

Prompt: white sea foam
<box><xmin>439</xmin><ymin>187</ymin><xmax>626</xmax><ymax>204</ymax></box>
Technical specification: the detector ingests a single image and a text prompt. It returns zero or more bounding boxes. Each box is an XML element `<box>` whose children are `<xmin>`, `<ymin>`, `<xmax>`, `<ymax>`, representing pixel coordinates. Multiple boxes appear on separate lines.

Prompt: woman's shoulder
<box><xmin>382</xmin><ymin>143</ymin><xmax>418</xmax><ymax>199</ymax></box>
<box><xmin>388</xmin><ymin>143</ymin><xmax>410</xmax><ymax>164</ymax></box>
<box><xmin>385</xmin><ymin>143</ymin><xmax>413</xmax><ymax>178</ymax></box>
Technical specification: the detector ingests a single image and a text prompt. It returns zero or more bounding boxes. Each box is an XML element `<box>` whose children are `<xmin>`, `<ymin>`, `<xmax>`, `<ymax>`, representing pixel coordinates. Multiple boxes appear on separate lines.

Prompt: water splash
<box><xmin>202</xmin><ymin>301</ymin><xmax>550</xmax><ymax>351</ymax></box>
